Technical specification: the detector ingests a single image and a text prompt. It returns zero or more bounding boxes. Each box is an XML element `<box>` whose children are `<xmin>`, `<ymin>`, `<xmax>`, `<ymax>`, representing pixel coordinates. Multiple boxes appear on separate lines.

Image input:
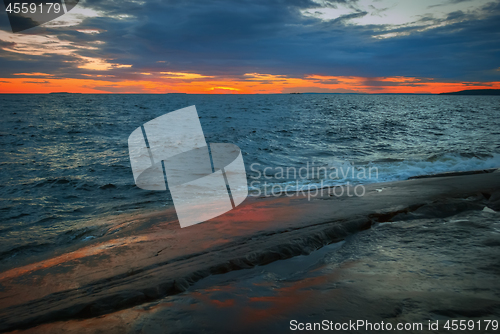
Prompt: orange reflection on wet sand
<box><xmin>241</xmin><ymin>275</ymin><xmax>332</xmax><ymax>325</ymax></box>
<box><xmin>0</xmin><ymin>235</ymin><xmax>150</xmax><ymax>281</ymax></box>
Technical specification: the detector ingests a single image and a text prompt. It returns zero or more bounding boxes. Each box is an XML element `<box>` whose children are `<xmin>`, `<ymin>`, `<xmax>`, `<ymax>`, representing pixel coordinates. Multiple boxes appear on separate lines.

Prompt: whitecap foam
<box><xmin>248</xmin><ymin>153</ymin><xmax>500</xmax><ymax>192</ymax></box>
<box><xmin>369</xmin><ymin>152</ymin><xmax>500</xmax><ymax>183</ymax></box>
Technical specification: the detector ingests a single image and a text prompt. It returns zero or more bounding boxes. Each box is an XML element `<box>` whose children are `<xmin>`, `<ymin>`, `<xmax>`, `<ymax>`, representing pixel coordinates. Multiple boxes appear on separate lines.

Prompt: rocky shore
<box><xmin>1</xmin><ymin>170</ymin><xmax>499</xmax><ymax>333</ymax></box>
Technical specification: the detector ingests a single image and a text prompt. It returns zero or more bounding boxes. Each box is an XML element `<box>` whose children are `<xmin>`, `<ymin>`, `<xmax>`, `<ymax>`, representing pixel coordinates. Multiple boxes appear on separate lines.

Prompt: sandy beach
<box><xmin>1</xmin><ymin>170</ymin><xmax>499</xmax><ymax>333</ymax></box>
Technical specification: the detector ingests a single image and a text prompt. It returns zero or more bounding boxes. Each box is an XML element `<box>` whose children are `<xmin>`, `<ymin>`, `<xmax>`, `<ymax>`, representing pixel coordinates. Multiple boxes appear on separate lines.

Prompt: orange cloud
<box><xmin>13</xmin><ymin>72</ymin><xmax>54</xmax><ymax>77</ymax></box>
<box><xmin>0</xmin><ymin>73</ymin><xmax>499</xmax><ymax>94</ymax></box>
<box><xmin>208</xmin><ymin>86</ymin><xmax>241</xmax><ymax>92</ymax></box>
<box><xmin>160</xmin><ymin>72</ymin><xmax>214</xmax><ymax>80</ymax></box>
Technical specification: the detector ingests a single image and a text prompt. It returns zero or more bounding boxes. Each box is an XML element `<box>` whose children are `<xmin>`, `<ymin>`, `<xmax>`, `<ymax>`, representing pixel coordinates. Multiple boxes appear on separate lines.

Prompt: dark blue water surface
<box><xmin>1</xmin><ymin>94</ymin><xmax>500</xmax><ymax>268</ymax></box>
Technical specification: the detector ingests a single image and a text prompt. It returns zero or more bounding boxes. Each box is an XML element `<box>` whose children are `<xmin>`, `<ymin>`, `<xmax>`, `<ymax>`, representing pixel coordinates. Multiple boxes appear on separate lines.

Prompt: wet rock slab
<box><xmin>1</xmin><ymin>172</ymin><xmax>500</xmax><ymax>332</ymax></box>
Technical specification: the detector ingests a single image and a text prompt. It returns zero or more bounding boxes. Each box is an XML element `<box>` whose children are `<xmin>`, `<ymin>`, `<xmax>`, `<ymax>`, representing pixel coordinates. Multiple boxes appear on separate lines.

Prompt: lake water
<box><xmin>1</xmin><ymin>94</ymin><xmax>500</xmax><ymax>269</ymax></box>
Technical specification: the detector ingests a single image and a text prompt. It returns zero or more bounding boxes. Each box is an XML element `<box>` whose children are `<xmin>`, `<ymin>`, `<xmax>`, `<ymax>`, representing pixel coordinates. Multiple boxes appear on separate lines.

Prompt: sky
<box><xmin>0</xmin><ymin>0</ymin><xmax>499</xmax><ymax>94</ymax></box>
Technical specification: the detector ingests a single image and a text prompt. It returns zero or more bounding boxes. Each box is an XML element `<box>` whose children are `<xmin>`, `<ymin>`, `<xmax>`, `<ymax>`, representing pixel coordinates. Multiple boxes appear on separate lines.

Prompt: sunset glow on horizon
<box><xmin>0</xmin><ymin>0</ymin><xmax>499</xmax><ymax>94</ymax></box>
<box><xmin>1</xmin><ymin>72</ymin><xmax>499</xmax><ymax>94</ymax></box>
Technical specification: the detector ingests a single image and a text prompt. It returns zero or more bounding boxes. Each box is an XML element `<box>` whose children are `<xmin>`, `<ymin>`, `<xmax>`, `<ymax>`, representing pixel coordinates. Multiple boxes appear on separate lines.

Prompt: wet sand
<box><xmin>1</xmin><ymin>170</ymin><xmax>500</xmax><ymax>333</ymax></box>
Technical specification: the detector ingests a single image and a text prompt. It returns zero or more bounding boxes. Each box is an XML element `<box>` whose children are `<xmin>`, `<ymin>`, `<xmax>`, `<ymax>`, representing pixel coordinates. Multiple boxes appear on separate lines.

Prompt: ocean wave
<box><xmin>2</xmin><ymin>94</ymin><xmax>500</xmax><ymax>275</ymax></box>
<box><xmin>249</xmin><ymin>152</ymin><xmax>500</xmax><ymax>192</ymax></box>
<box><xmin>0</xmin><ymin>242</ymin><xmax>54</xmax><ymax>262</ymax></box>
<box><xmin>369</xmin><ymin>152</ymin><xmax>500</xmax><ymax>182</ymax></box>
<box><xmin>0</xmin><ymin>224</ymin><xmax>110</xmax><ymax>265</ymax></box>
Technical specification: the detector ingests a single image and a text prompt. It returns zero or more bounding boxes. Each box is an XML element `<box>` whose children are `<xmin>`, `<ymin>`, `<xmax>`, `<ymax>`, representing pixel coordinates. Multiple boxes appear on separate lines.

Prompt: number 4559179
<box><xmin>5</xmin><ymin>3</ymin><xmax>63</xmax><ymax>14</ymax></box>
<box><xmin>444</xmin><ymin>320</ymin><xmax>498</xmax><ymax>331</ymax></box>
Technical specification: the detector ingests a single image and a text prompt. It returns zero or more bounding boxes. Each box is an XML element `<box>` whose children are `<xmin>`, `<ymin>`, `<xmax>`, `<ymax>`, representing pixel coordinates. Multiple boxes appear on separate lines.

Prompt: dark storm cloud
<box><xmin>429</xmin><ymin>0</ymin><xmax>476</xmax><ymax>9</ymax></box>
<box><xmin>446</xmin><ymin>10</ymin><xmax>466</xmax><ymax>20</ymax></box>
<box><xmin>61</xmin><ymin>0</ymin><xmax>381</xmax><ymax>76</ymax></box>
<box><xmin>327</xmin><ymin>11</ymin><xmax>369</xmax><ymax>24</ymax></box>
<box><xmin>368</xmin><ymin>3</ymin><xmax>500</xmax><ymax>80</ymax></box>
<box><xmin>0</xmin><ymin>48</ymin><xmax>87</xmax><ymax>78</ymax></box>
<box><xmin>1</xmin><ymin>0</ymin><xmax>499</xmax><ymax>81</ymax></box>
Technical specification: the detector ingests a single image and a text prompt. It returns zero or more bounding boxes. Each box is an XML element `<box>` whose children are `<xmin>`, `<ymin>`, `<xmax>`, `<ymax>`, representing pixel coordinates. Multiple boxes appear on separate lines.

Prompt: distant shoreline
<box><xmin>439</xmin><ymin>89</ymin><xmax>500</xmax><ymax>95</ymax></box>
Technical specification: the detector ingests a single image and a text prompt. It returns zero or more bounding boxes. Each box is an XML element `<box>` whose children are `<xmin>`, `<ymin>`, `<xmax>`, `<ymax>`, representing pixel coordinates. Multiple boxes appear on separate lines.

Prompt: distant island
<box><xmin>439</xmin><ymin>89</ymin><xmax>500</xmax><ymax>95</ymax></box>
